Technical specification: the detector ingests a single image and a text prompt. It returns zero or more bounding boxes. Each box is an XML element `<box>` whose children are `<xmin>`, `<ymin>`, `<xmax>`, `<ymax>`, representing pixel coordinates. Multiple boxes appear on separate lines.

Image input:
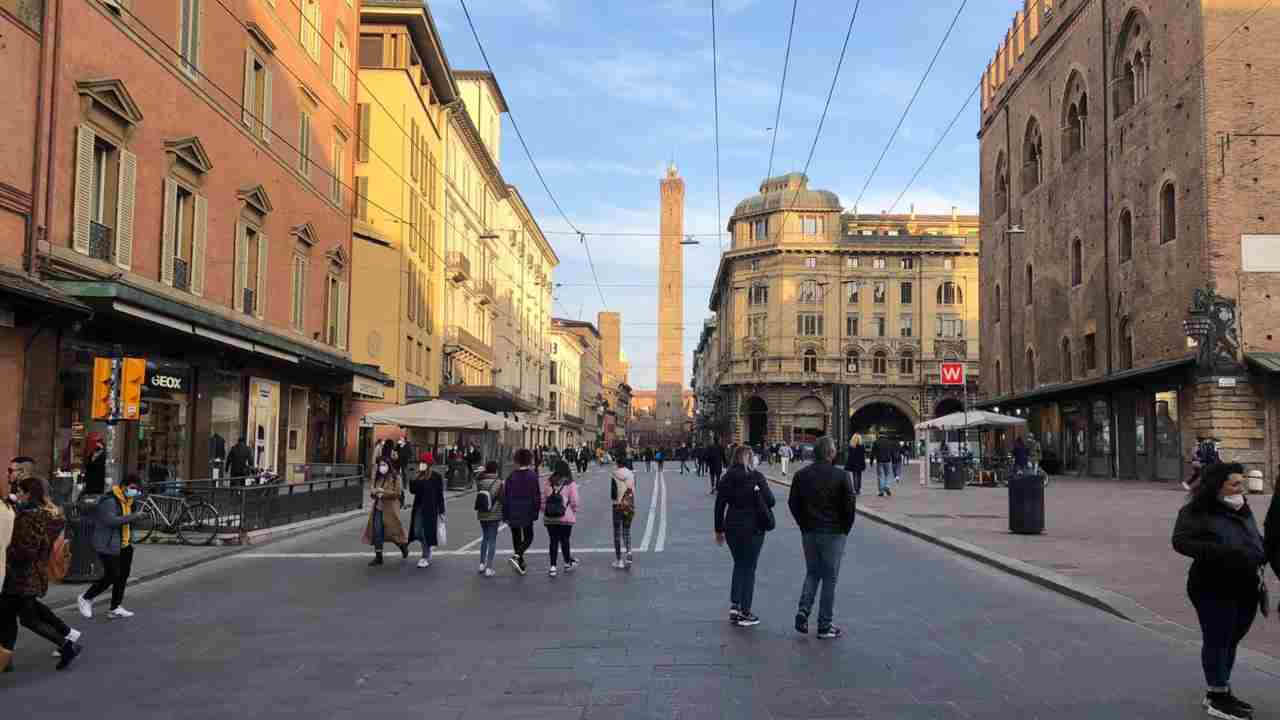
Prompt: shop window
<box><xmin>802</xmin><ymin>349</ymin><xmax>818</xmax><ymax>374</ymax></box>
<box><xmin>242</xmin><ymin>48</ymin><xmax>273</xmax><ymax>142</ymax></box>
<box><xmin>872</xmin><ymin>351</ymin><xmax>888</xmax><ymax>375</ymax></box>
<box><xmin>208</xmin><ymin>372</ymin><xmax>244</xmax><ymax>477</ymax></box>
<box><xmin>1155</xmin><ymin>390</ymin><xmax>1180</xmax><ymax>479</ymax></box>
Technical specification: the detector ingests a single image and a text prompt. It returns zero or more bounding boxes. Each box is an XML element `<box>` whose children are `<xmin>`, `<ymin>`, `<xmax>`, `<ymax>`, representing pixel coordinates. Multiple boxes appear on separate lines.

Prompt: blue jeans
<box><xmin>479</xmin><ymin>520</ymin><xmax>500</xmax><ymax>568</ymax></box>
<box><xmin>877</xmin><ymin>464</ymin><xmax>892</xmax><ymax>492</ymax></box>
<box><xmin>725</xmin><ymin>529</ymin><xmax>765</xmax><ymax>613</ymax></box>
<box><xmin>798</xmin><ymin>532</ymin><xmax>848</xmax><ymax>629</ymax></box>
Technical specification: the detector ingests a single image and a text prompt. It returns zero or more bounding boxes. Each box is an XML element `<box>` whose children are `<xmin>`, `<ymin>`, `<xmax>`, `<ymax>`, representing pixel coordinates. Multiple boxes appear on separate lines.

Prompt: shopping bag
<box><xmin>437</xmin><ymin>516</ymin><xmax>448</xmax><ymax>546</ymax></box>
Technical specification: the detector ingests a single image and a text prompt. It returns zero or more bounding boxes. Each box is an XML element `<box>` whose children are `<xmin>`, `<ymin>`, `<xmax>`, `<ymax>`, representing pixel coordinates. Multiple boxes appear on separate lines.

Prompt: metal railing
<box><xmin>478</xmin><ymin>278</ymin><xmax>495</xmax><ymax>305</ymax></box>
<box><xmin>446</xmin><ymin>251</ymin><xmax>472</xmax><ymax>282</ymax></box>
<box><xmin>243</xmin><ymin>287</ymin><xmax>256</xmax><ymax>316</ymax></box>
<box><xmin>445</xmin><ymin>325</ymin><xmax>493</xmax><ymax>363</ymax></box>
<box><xmin>173</xmin><ymin>257</ymin><xmax>190</xmax><ymax>291</ymax></box>
<box><xmin>89</xmin><ymin>221</ymin><xmax>113</xmax><ymax>261</ymax></box>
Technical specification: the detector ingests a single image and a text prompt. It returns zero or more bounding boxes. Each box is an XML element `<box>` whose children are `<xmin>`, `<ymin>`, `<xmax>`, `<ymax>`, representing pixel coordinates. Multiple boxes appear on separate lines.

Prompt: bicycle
<box><xmin>132</xmin><ymin>490</ymin><xmax>222</xmax><ymax>546</ymax></box>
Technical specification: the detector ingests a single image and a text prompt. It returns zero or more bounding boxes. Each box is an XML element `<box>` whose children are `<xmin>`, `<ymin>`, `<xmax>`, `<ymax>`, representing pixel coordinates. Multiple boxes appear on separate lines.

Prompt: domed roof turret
<box><xmin>731</xmin><ymin>173</ymin><xmax>842</xmax><ymax>221</ymax></box>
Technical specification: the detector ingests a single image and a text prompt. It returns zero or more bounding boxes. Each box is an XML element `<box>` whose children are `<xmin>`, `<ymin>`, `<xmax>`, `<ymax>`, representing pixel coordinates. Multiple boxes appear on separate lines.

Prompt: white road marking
<box><xmin>237</xmin><ymin>548</ymin><xmax>635</xmax><ymax>558</ymax></box>
<box><xmin>638</xmin><ymin>469</ymin><xmax>661</xmax><ymax>552</ymax></box>
<box><xmin>456</xmin><ymin>522</ymin><xmax>507</xmax><ymax>553</ymax></box>
<box><xmin>654</xmin><ymin>470</ymin><xmax>668</xmax><ymax>552</ymax></box>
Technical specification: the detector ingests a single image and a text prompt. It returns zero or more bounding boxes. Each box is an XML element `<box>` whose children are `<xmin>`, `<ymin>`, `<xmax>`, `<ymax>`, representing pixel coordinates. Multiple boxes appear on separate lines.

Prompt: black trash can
<box><xmin>1008</xmin><ymin>470</ymin><xmax>1045</xmax><ymax>534</ymax></box>
<box><xmin>64</xmin><ymin>497</ymin><xmax>102</xmax><ymax>583</ymax></box>
<box><xmin>943</xmin><ymin>459</ymin><xmax>965</xmax><ymax>490</ymax></box>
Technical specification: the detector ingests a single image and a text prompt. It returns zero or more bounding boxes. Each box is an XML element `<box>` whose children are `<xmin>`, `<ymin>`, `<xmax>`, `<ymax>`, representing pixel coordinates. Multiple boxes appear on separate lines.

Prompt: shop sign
<box><xmin>940</xmin><ymin>362</ymin><xmax>965</xmax><ymax>386</ymax></box>
<box><xmin>1218</xmin><ymin>377</ymin><xmax>1238</xmax><ymax>389</ymax></box>
<box><xmin>353</xmin><ymin>375</ymin><xmax>386</xmax><ymax>399</ymax></box>
<box><xmin>144</xmin><ymin>363</ymin><xmax>188</xmax><ymax>396</ymax></box>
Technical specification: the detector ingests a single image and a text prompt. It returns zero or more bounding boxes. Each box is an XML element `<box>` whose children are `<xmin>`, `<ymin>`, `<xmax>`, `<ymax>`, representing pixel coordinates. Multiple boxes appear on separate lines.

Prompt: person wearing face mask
<box><xmin>77</xmin><ymin>475</ymin><xmax>148</xmax><ymax>621</ymax></box>
<box><xmin>1173</xmin><ymin>462</ymin><xmax>1265</xmax><ymax>720</ymax></box>
<box><xmin>362</xmin><ymin>462</ymin><xmax>409</xmax><ymax>567</ymax></box>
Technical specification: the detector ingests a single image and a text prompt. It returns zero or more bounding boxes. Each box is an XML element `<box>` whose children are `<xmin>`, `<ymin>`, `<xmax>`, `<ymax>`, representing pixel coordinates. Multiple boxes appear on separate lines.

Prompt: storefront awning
<box><xmin>1246</xmin><ymin>353</ymin><xmax>1280</xmax><ymax>375</ymax></box>
<box><xmin>0</xmin><ymin>266</ymin><xmax>92</xmax><ymax>317</ymax></box>
<box><xmin>50</xmin><ymin>279</ymin><xmax>391</xmax><ymax>385</ymax></box>
<box><xmin>975</xmin><ymin>355</ymin><xmax>1196</xmax><ymax>409</ymax></box>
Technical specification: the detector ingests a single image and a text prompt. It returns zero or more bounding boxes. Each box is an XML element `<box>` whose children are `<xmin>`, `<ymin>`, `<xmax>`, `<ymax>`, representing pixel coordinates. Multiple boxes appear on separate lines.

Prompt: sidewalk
<box><xmin>757</xmin><ymin>459</ymin><xmax>1280</xmax><ymax>663</ymax></box>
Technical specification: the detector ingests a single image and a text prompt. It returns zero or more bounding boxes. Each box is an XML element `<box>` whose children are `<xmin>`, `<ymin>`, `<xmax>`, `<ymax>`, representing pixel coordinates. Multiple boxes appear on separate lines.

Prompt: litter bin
<box><xmin>64</xmin><ymin>497</ymin><xmax>103</xmax><ymax>583</ymax></box>
<box><xmin>1008</xmin><ymin>470</ymin><xmax>1045</xmax><ymax>534</ymax></box>
<box><xmin>943</xmin><ymin>459</ymin><xmax>965</xmax><ymax>490</ymax></box>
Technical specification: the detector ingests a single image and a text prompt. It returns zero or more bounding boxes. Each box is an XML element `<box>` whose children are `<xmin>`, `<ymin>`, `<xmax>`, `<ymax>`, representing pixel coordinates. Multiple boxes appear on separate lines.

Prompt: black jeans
<box><xmin>710</xmin><ymin>468</ymin><xmax>722</xmax><ymax>491</ymax></box>
<box><xmin>546</xmin><ymin>523</ymin><xmax>573</xmax><ymax>566</ymax></box>
<box><xmin>510</xmin><ymin>524</ymin><xmax>535</xmax><ymax>562</ymax></box>
<box><xmin>849</xmin><ymin>470</ymin><xmax>863</xmax><ymax>495</ymax></box>
<box><xmin>83</xmin><ymin>545</ymin><xmax>135</xmax><ymax>610</ymax></box>
<box><xmin>0</xmin><ymin>594</ymin><xmax>70</xmax><ymax>650</ymax></box>
<box><xmin>725</xmin><ymin>529</ymin><xmax>765</xmax><ymax>613</ymax></box>
<box><xmin>1189</xmin><ymin>582</ymin><xmax>1258</xmax><ymax>688</ymax></box>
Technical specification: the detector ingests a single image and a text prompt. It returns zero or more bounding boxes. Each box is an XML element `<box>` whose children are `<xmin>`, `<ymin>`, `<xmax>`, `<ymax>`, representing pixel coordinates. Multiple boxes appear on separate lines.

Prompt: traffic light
<box><xmin>91</xmin><ymin>358</ymin><xmax>115</xmax><ymax>421</ymax></box>
<box><xmin>120</xmin><ymin>358</ymin><xmax>146</xmax><ymax>420</ymax></box>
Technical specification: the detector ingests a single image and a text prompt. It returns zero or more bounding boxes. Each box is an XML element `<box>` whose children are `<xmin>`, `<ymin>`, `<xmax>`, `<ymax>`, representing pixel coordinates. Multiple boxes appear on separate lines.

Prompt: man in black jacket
<box><xmin>706</xmin><ymin>440</ymin><xmax>725</xmax><ymax>495</ymax></box>
<box><xmin>788</xmin><ymin>436</ymin><xmax>855</xmax><ymax>640</ymax></box>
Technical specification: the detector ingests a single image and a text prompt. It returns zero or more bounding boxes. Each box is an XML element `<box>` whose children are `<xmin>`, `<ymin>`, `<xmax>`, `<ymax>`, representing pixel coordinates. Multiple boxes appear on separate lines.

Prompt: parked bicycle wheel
<box><xmin>132</xmin><ymin>498</ymin><xmax>159</xmax><ymax>544</ymax></box>
<box><xmin>177</xmin><ymin>502</ymin><xmax>221</xmax><ymax>546</ymax></box>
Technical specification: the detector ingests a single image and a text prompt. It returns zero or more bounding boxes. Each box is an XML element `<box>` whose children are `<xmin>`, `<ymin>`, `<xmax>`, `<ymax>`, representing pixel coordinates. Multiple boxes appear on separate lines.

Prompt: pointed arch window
<box><xmin>1114</xmin><ymin>12</ymin><xmax>1152</xmax><ymax>117</ymax></box>
<box><xmin>993</xmin><ymin>151</ymin><xmax>1009</xmax><ymax>214</ymax></box>
<box><xmin>995</xmin><ymin>359</ymin><xmax>1003</xmax><ymax>396</ymax></box>
<box><xmin>1118</xmin><ymin>208</ymin><xmax>1134</xmax><ymax>262</ymax></box>
<box><xmin>1160</xmin><ymin>182</ymin><xmax>1177</xmax><ymax>244</ymax></box>
<box><xmin>1022</xmin><ymin>117</ymin><xmax>1043</xmax><ymax>192</ymax></box>
<box><xmin>1062</xmin><ymin>72</ymin><xmax>1088</xmax><ymax>159</ymax></box>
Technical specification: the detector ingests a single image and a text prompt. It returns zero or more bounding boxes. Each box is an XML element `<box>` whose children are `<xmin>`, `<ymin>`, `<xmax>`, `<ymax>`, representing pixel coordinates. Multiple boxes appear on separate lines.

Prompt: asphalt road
<box><xmin>5</xmin><ymin>462</ymin><xmax>1280</xmax><ymax>719</ymax></box>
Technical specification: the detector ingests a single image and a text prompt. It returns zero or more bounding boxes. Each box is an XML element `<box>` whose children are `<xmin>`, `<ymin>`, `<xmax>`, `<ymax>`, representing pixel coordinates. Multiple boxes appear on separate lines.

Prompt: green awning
<box><xmin>976</xmin><ymin>355</ymin><xmax>1196</xmax><ymax>408</ymax></box>
<box><xmin>1246</xmin><ymin>352</ymin><xmax>1280</xmax><ymax>375</ymax></box>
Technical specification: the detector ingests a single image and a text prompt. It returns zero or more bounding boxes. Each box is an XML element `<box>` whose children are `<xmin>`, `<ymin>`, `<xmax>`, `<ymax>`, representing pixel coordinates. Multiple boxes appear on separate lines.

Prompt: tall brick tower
<box><xmin>657</xmin><ymin>164</ymin><xmax>685</xmax><ymax>443</ymax></box>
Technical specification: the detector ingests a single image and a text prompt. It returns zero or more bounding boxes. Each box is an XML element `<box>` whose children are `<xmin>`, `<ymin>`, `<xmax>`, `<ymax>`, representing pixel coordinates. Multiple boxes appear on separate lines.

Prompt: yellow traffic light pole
<box><xmin>91</xmin><ymin>349</ymin><xmax>147</xmax><ymax>489</ymax></box>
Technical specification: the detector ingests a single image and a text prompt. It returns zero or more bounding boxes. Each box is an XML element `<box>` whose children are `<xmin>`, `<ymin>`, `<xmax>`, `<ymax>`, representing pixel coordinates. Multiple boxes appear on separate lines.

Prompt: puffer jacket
<box><xmin>3</xmin><ymin>504</ymin><xmax>53</xmax><ymax>597</ymax></box>
<box><xmin>1173</xmin><ymin>498</ymin><xmax>1265</xmax><ymax>591</ymax></box>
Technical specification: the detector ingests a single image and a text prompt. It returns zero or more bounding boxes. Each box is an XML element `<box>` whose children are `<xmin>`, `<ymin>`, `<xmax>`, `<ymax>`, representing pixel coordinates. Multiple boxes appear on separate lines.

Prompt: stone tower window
<box><xmin>1061</xmin><ymin>337</ymin><xmax>1072</xmax><ymax>382</ymax></box>
<box><xmin>1025</xmin><ymin>264</ymin><xmax>1034</xmax><ymax>306</ymax></box>
<box><xmin>1118</xmin><ymin>208</ymin><xmax>1134</xmax><ymax>262</ymax></box>
<box><xmin>1071</xmin><ymin>238</ymin><xmax>1083</xmax><ymax>287</ymax></box>
<box><xmin>1062</xmin><ymin>71</ymin><xmax>1088</xmax><ymax>160</ymax></box>
<box><xmin>993</xmin><ymin>151</ymin><xmax>1009</xmax><ymax>215</ymax></box>
<box><xmin>1022</xmin><ymin>117</ymin><xmax>1043</xmax><ymax>192</ymax></box>
<box><xmin>1160</xmin><ymin>182</ymin><xmax>1176</xmax><ymax>244</ymax></box>
<box><xmin>1114</xmin><ymin>12</ymin><xmax>1152</xmax><ymax>117</ymax></box>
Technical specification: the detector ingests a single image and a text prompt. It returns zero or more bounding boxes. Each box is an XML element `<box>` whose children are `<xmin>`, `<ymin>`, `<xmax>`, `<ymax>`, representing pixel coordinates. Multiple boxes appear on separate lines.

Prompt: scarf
<box><xmin>113</xmin><ymin>485</ymin><xmax>134</xmax><ymax>547</ymax></box>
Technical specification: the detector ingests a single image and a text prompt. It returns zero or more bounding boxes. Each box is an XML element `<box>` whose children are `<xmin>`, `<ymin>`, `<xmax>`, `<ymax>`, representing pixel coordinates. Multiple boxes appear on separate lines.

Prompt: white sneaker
<box><xmin>478</xmin><ymin>563</ymin><xmax>487</xmax><ymax>574</ymax></box>
<box><xmin>548</xmin><ymin>566</ymin><xmax>558</xmax><ymax>577</ymax></box>
<box><xmin>612</xmin><ymin>559</ymin><xmax>625</xmax><ymax>569</ymax></box>
<box><xmin>77</xmin><ymin>595</ymin><xmax>92</xmax><ymax>620</ymax></box>
<box><xmin>564</xmin><ymin>560</ymin><xmax>579</xmax><ymax>572</ymax></box>
<box><xmin>417</xmin><ymin>559</ymin><xmax>431</xmax><ymax>569</ymax></box>
<box><xmin>67</xmin><ymin>629</ymin><xmax>82</xmax><ymax>643</ymax></box>
<box><xmin>483</xmin><ymin>568</ymin><xmax>496</xmax><ymax>577</ymax></box>
<box><xmin>108</xmin><ymin>607</ymin><xmax>134</xmax><ymax>619</ymax></box>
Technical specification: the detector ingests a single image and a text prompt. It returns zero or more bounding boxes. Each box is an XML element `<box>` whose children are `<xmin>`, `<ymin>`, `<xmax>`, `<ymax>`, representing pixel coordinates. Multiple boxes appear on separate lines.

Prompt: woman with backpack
<box><xmin>408</xmin><ymin>457</ymin><xmax>446</xmax><ymax>569</ymax></box>
<box><xmin>541</xmin><ymin>460</ymin><xmax>580</xmax><ymax>577</ymax></box>
<box><xmin>361</xmin><ymin>461</ymin><xmax>410</xmax><ymax>567</ymax></box>
<box><xmin>473</xmin><ymin>461</ymin><xmax>503</xmax><ymax>577</ymax></box>
<box><xmin>1173</xmin><ymin>462</ymin><xmax>1265</xmax><ymax>720</ymax></box>
<box><xmin>714</xmin><ymin>446</ymin><xmax>776</xmax><ymax>628</ymax></box>
<box><xmin>611</xmin><ymin>458</ymin><xmax>637</xmax><ymax>569</ymax></box>
<box><xmin>1</xmin><ymin>476</ymin><xmax>82</xmax><ymax>671</ymax></box>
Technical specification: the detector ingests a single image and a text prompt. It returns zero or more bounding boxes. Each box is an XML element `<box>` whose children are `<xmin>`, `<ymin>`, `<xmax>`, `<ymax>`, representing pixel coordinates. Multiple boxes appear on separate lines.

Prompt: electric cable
<box><xmin>765</xmin><ymin>0</ymin><xmax>800</xmax><ymax>183</ymax></box>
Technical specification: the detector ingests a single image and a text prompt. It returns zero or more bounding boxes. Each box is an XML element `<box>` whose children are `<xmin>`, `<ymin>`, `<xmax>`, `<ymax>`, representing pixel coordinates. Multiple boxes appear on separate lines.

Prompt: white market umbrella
<box><xmin>915</xmin><ymin>410</ymin><xmax>1027</xmax><ymax>432</ymax></box>
<box><xmin>364</xmin><ymin>399</ymin><xmax>506</xmax><ymax>430</ymax></box>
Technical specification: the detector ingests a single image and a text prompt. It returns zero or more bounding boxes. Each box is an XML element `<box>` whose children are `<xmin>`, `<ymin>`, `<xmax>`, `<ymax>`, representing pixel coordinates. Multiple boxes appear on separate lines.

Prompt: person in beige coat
<box><xmin>362</xmin><ymin>461</ymin><xmax>409</xmax><ymax>566</ymax></box>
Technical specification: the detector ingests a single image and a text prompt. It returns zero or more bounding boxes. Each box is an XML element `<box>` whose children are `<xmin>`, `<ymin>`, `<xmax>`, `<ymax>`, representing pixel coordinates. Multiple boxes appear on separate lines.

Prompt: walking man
<box><xmin>779</xmin><ymin>443</ymin><xmax>793</xmax><ymax>477</ymax></box>
<box><xmin>788</xmin><ymin>437</ymin><xmax>855</xmax><ymax>639</ymax></box>
<box><xmin>707</xmin><ymin>439</ymin><xmax>725</xmax><ymax>495</ymax></box>
<box><xmin>873</xmin><ymin>436</ymin><xmax>895</xmax><ymax>497</ymax></box>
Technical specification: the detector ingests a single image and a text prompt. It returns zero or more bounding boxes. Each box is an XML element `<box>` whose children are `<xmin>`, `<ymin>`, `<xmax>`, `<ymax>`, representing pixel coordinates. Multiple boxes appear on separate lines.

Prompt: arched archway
<box><xmin>850</xmin><ymin>401</ymin><xmax>916</xmax><ymax>444</ymax></box>
<box><xmin>743</xmin><ymin>396</ymin><xmax>768</xmax><ymax>447</ymax></box>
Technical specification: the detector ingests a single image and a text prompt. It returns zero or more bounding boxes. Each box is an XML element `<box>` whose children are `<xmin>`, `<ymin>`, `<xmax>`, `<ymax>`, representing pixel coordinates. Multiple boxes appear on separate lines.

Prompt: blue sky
<box><xmin>430</xmin><ymin>0</ymin><xmax>1024</xmax><ymax>390</ymax></box>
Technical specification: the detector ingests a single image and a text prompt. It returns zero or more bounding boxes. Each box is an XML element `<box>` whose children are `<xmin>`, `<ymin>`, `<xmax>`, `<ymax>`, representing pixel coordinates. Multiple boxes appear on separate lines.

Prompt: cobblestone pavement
<box><xmin>6</xmin><ymin>462</ymin><xmax>1279</xmax><ymax>719</ymax></box>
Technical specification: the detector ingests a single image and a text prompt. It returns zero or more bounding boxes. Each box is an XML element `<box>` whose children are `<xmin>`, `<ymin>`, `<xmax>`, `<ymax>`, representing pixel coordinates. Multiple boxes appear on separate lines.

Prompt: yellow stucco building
<box><xmin>348</xmin><ymin>2</ymin><xmax>451</xmax><ymax>432</ymax></box>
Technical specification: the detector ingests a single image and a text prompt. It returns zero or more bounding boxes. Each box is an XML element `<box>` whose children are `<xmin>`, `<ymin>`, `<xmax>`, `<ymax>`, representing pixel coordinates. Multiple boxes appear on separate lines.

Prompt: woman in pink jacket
<box><xmin>541</xmin><ymin>460</ymin><xmax>580</xmax><ymax>577</ymax></box>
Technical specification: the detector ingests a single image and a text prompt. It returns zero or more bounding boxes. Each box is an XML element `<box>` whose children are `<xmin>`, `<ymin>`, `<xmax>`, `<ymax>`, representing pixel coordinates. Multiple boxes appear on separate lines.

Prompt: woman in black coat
<box><xmin>714</xmin><ymin>446</ymin><xmax>775</xmax><ymax>629</ymax></box>
<box><xmin>408</xmin><ymin>464</ymin><xmax>446</xmax><ymax>569</ymax></box>
<box><xmin>1172</xmin><ymin>462</ymin><xmax>1265</xmax><ymax>719</ymax></box>
<box><xmin>844</xmin><ymin>434</ymin><xmax>867</xmax><ymax>496</ymax></box>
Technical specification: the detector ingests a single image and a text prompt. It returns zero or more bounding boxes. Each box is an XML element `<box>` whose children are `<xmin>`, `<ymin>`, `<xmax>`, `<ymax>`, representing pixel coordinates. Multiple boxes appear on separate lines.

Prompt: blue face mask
<box><xmin>124</xmin><ymin>488</ymin><xmax>141</xmax><ymax>499</ymax></box>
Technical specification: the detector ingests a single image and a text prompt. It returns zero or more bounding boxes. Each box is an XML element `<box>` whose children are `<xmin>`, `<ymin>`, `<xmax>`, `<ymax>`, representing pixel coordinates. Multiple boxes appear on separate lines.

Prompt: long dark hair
<box><xmin>1187</xmin><ymin>462</ymin><xmax>1246</xmax><ymax>513</ymax></box>
<box><xmin>551</xmin><ymin>460</ymin><xmax>573</xmax><ymax>485</ymax></box>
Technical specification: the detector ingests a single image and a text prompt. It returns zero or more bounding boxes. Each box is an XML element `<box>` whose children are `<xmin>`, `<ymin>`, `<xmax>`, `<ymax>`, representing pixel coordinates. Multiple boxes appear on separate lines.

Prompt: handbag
<box><xmin>436</xmin><ymin>516</ymin><xmax>448</xmax><ymax>546</ymax></box>
<box><xmin>752</xmin><ymin>473</ymin><xmax>775</xmax><ymax>532</ymax></box>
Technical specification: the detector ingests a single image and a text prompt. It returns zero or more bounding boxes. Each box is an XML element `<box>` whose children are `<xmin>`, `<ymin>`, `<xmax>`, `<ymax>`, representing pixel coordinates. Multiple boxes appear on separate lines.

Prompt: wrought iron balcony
<box><xmin>172</xmin><ymin>257</ymin><xmax>190</xmax><ymax>291</ymax></box>
<box><xmin>88</xmin><ymin>221</ymin><xmax>113</xmax><ymax>261</ymax></box>
<box><xmin>477</xmin><ymin>279</ymin><xmax>495</xmax><ymax>305</ymax></box>
<box><xmin>446</xmin><ymin>251</ymin><xmax>472</xmax><ymax>283</ymax></box>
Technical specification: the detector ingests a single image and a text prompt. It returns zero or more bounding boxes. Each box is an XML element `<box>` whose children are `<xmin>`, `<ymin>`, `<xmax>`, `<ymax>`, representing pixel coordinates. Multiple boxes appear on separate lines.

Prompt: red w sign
<box><xmin>940</xmin><ymin>362</ymin><xmax>965</xmax><ymax>386</ymax></box>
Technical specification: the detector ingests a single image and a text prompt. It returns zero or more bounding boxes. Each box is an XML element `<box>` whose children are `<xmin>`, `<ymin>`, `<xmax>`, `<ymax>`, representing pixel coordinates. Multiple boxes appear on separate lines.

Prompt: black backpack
<box><xmin>544</xmin><ymin>481</ymin><xmax>568</xmax><ymax>519</ymax></box>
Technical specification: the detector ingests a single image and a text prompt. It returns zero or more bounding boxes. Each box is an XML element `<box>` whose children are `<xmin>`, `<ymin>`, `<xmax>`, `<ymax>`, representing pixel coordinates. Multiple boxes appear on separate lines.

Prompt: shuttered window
<box><xmin>72</xmin><ymin>124</ymin><xmax>134</xmax><ymax>270</ymax></box>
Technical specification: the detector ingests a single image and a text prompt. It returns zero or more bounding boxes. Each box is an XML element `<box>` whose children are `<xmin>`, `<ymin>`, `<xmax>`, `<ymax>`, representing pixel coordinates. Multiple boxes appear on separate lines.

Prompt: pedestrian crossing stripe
<box><xmin>236</xmin><ymin>549</ymin><xmax>643</xmax><ymax>558</ymax></box>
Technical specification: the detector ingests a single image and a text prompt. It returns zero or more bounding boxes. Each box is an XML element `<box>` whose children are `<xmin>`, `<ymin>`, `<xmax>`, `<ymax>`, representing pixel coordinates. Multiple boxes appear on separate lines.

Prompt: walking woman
<box><xmin>2</xmin><ymin>477</ymin><xmax>81</xmax><ymax>671</ymax></box>
<box><xmin>541</xmin><ymin>461</ymin><xmax>580</xmax><ymax>577</ymax></box>
<box><xmin>78</xmin><ymin>475</ymin><xmax>148</xmax><ymax>620</ymax></box>
<box><xmin>1173</xmin><ymin>462</ymin><xmax>1265</xmax><ymax>720</ymax></box>
<box><xmin>362</xmin><ymin>461</ymin><xmax>409</xmax><ymax>566</ymax></box>
<box><xmin>611</xmin><ymin>459</ymin><xmax>637</xmax><ymax>569</ymax></box>
<box><xmin>503</xmin><ymin>449</ymin><xmax>542</xmax><ymax>576</ymax></box>
<box><xmin>474</xmin><ymin>461</ymin><xmax>503</xmax><ymax>576</ymax></box>
<box><xmin>714</xmin><ymin>446</ymin><xmax>775</xmax><ymax>628</ymax></box>
<box><xmin>408</xmin><ymin>457</ymin><xmax>446</xmax><ymax>569</ymax></box>
<box><xmin>845</xmin><ymin>435</ymin><xmax>866</xmax><ymax>497</ymax></box>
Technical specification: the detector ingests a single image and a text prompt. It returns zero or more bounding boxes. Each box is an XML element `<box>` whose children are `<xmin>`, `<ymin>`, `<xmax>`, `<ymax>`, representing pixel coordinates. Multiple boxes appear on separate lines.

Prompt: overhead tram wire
<box><xmin>787</xmin><ymin>0</ymin><xmax>863</xmax><ymax>210</ymax></box>
<box><xmin>852</xmin><ymin>0</ymin><xmax>967</xmax><ymax>213</ymax></box>
<box><xmin>457</xmin><ymin>0</ymin><xmax>609</xmax><ymax>310</ymax></box>
<box><xmin>710</xmin><ymin>0</ymin><xmax>724</xmax><ymax>251</ymax></box>
<box><xmin>765</xmin><ymin>0</ymin><xmax>800</xmax><ymax>182</ymax></box>
<box><xmin>877</xmin><ymin>0</ymin><xmax>1276</xmax><ymax>214</ymax></box>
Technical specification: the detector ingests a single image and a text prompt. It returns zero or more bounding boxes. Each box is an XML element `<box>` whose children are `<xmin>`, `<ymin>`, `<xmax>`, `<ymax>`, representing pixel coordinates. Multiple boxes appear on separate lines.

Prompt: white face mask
<box><xmin>1222</xmin><ymin>494</ymin><xmax>1245</xmax><ymax>510</ymax></box>
<box><xmin>378</xmin><ymin>463</ymin><xmax>390</xmax><ymax>475</ymax></box>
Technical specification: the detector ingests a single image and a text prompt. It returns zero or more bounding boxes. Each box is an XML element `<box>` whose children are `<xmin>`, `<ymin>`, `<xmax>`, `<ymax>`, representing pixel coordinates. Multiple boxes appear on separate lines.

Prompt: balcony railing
<box><xmin>446</xmin><ymin>251</ymin><xmax>472</xmax><ymax>283</ymax></box>
<box><xmin>477</xmin><ymin>279</ymin><xmax>495</xmax><ymax>305</ymax></box>
<box><xmin>243</xmin><ymin>287</ymin><xmax>257</xmax><ymax>316</ymax></box>
<box><xmin>445</xmin><ymin>325</ymin><xmax>493</xmax><ymax>364</ymax></box>
<box><xmin>88</xmin><ymin>221</ymin><xmax>113</xmax><ymax>261</ymax></box>
<box><xmin>173</xmin><ymin>257</ymin><xmax>190</xmax><ymax>291</ymax></box>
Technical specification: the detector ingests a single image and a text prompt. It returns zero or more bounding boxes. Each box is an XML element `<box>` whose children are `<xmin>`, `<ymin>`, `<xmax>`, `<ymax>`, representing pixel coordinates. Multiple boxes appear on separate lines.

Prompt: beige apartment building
<box><xmin>704</xmin><ymin>174</ymin><xmax>980</xmax><ymax>447</ymax></box>
<box><xmin>548</xmin><ymin>322</ymin><xmax>584</xmax><ymax>448</ymax></box>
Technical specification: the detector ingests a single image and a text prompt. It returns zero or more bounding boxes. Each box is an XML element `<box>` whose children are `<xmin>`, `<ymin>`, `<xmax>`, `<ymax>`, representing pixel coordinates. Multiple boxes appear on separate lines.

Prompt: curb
<box><xmin>760</xmin><ymin>473</ymin><xmax>1280</xmax><ymax>678</ymax></box>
